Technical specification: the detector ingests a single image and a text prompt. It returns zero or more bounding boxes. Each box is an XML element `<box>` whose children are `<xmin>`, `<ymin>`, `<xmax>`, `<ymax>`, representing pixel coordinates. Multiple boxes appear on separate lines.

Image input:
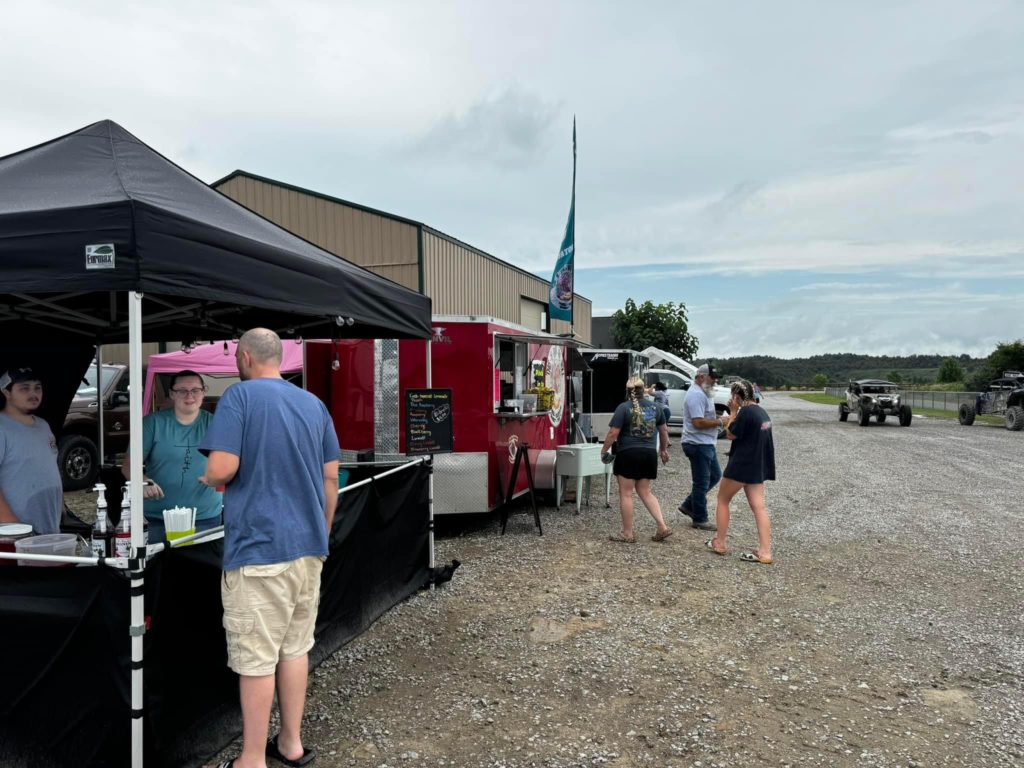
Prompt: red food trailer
<box><xmin>305</xmin><ymin>316</ymin><xmax>586</xmax><ymax>514</ymax></box>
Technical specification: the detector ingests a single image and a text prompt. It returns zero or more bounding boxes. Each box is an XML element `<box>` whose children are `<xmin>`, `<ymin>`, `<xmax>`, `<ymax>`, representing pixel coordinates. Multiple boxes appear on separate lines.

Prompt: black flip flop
<box><xmin>267</xmin><ymin>734</ymin><xmax>317</xmax><ymax>767</ymax></box>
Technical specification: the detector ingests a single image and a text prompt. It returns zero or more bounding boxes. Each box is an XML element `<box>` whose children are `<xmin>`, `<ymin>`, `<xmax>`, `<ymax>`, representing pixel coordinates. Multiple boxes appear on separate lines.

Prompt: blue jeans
<box><xmin>680</xmin><ymin>443</ymin><xmax>721</xmax><ymax>523</ymax></box>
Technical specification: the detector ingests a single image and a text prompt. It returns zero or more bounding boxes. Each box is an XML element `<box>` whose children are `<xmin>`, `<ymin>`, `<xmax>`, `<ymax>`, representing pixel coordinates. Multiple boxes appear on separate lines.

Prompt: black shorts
<box><xmin>613</xmin><ymin>448</ymin><xmax>658</xmax><ymax>480</ymax></box>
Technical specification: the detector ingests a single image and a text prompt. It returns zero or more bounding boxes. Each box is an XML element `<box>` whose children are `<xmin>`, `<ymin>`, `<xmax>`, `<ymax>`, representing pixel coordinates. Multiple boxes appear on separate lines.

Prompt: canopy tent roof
<box><xmin>142</xmin><ymin>340</ymin><xmax>304</xmax><ymax>413</ymax></box>
<box><xmin>0</xmin><ymin>120</ymin><xmax>432</xmax><ymax>344</ymax></box>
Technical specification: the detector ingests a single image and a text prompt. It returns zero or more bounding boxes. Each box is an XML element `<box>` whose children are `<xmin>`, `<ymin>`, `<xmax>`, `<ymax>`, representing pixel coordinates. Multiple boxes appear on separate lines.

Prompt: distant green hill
<box><xmin>712</xmin><ymin>353</ymin><xmax>984</xmax><ymax>388</ymax></box>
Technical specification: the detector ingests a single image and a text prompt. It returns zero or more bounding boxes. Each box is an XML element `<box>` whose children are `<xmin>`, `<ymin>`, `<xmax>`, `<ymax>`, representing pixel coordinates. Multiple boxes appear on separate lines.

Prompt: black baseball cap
<box><xmin>696</xmin><ymin>362</ymin><xmax>718</xmax><ymax>379</ymax></box>
<box><xmin>0</xmin><ymin>367</ymin><xmax>41</xmax><ymax>390</ymax></box>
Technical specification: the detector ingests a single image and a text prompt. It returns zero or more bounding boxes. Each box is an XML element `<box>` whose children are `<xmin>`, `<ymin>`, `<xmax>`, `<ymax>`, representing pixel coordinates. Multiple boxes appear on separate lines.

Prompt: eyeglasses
<box><xmin>170</xmin><ymin>388</ymin><xmax>205</xmax><ymax>397</ymax></box>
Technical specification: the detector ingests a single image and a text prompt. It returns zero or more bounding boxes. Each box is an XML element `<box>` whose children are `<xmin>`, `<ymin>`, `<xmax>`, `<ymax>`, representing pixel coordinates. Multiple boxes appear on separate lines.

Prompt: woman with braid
<box><xmin>601</xmin><ymin>377</ymin><xmax>673</xmax><ymax>543</ymax></box>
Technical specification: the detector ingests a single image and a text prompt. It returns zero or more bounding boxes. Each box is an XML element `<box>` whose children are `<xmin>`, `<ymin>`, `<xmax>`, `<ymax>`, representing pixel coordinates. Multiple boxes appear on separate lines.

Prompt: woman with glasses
<box><xmin>121</xmin><ymin>370</ymin><xmax>222</xmax><ymax>542</ymax></box>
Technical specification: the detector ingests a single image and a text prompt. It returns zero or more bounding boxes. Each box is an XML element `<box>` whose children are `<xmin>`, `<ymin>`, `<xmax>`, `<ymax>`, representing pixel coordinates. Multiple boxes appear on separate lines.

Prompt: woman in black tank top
<box><xmin>705</xmin><ymin>380</ymin><xmax>775</xmax><ymax>564</ymax></box>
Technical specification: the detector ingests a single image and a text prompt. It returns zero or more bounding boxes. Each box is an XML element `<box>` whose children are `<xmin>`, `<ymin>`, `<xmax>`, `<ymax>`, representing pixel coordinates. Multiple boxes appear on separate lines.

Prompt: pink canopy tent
<box><xmin>143</xmin><ymin>340</ymin><xmax>305</xmax><ymax>413</ymax></box>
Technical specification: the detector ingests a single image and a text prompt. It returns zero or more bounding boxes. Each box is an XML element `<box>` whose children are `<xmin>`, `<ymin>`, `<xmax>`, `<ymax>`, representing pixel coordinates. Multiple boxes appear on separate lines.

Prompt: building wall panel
<box><xmin>216</xmin><ymin>176</ymin><xmax>419</xmax><ymax>291</ymax></box>
<box><xmin>422</xmin><ymin>231</ymin><xmax>591</xmax><ymax>343</ymax></box>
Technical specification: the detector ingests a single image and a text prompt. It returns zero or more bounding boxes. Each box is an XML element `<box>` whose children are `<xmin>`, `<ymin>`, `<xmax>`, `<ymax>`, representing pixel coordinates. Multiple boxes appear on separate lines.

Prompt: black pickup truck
<box><xmin>59</xmin><ymin>364</ymin><xmax>132</xmax><ymax>490</ymax></box>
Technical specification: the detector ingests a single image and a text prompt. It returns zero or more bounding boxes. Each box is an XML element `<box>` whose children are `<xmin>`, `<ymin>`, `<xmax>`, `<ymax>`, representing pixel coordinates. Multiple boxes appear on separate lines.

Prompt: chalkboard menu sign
<box><xmin>405</xmin><ymin>388</ymin><xmax>454</xmax><ymax>455</ymax></box>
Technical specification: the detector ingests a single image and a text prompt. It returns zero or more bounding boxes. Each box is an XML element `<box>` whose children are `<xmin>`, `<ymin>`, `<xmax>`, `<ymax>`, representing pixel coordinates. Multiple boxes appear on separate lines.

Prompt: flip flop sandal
<box><xmin>704</xmin><ymin>538</ymin><xmax>727</xmax><ymax>556</ymax></box>
<box><xmin>608</xmin><ymin>533</ymin><xmax>637</xmax><ymax>544</ymax></box>
<box><xmin>739</xmin><ymin>551</ymin><xmax>773</xmax><ymax>565</ymax></box>
<box><xmin>651</xmin><ymin>528</ymin><xmax>674</xmax><ymax>542</ymax></box>
<box><xmin>267</xmin><ymin>734</ymin><xmax>317</xmax><ymax>767</ymax></box>
<box><xmin>211</xmin><ymin>761</ymin><xmax>237</xmax><ymax>768</ymax></box>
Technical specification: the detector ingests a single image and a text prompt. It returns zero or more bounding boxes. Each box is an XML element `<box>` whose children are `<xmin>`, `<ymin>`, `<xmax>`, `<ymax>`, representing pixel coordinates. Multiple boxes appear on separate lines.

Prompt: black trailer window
<box><xmin>496</xmin><ymin>339</ymin><xmax>528</xmax><ymax>408</ymax></box>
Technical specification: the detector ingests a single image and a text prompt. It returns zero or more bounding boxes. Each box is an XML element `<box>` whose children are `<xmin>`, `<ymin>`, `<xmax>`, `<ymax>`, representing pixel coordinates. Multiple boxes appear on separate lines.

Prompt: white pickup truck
<box><xmin>641</xmin><ymin>347</ymin><xmax>733</xmax><ymax>427</ymax></box>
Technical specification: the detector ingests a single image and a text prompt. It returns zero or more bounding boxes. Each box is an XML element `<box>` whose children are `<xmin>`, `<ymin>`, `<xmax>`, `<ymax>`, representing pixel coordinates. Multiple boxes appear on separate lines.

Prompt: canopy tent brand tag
<box><xmin>85</xmin><ymin>243</ymin><xmax>116</xmax><ymax>269</ymax></box>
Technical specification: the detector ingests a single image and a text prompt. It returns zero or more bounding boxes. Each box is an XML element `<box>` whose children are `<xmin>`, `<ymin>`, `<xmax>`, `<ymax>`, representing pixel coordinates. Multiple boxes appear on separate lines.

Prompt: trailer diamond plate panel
<box><xmin>433</xmin><ymin>452</ymin><xmax>490</xmax><ymax>514</ymax></box>
<box><xmin>375</xmin><ymin>339</ymin><xmax>400</xmax><ymax>457</ymax></box>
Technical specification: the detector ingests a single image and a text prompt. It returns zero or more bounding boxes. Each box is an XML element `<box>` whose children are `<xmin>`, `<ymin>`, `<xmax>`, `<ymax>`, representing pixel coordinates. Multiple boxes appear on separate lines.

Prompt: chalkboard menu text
<box><xmin>405</xmin><ymin>388</ymin><xmax>454</xmax><ymax>455</ymax></box>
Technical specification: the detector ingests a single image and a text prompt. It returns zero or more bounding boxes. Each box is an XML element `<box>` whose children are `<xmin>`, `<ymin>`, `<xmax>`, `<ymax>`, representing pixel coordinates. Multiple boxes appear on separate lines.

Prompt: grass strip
<box><xmin>789</xmin><ymin>393</ymin><xmax>1003</xmax><ymax>425</ymax></box>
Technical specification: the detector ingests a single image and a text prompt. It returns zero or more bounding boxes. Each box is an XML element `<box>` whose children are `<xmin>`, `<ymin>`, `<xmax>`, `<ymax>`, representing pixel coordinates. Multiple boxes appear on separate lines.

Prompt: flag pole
<box><xmin>570</xmin><ymin>116</ymin><xmax>576</xmax><ymax>336</ymax></box>
<box><xmin>548</xmin><ymin>118</ymin><xmax>576</xmax><ymax>336</ymax></box>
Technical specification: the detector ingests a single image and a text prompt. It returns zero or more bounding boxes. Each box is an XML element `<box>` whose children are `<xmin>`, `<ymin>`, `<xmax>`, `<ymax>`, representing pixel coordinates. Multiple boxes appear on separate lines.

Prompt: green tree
<box><xmin>969</xmin><ymin>340</ymin><xmax>1024</xmax><ymax>389</ymax></box>
<box><xmin>886</xmin><ymin>370</ymin><xmax>903</xmax><ymax>384</ymax></box>
<box><xmin>610</xmin><ymin>299</ymin><xmax>699</xmax><ymax>359</ymax></box>
<box><xmin>812</xmin><ymin>373</ymin><xmax>828</xmax><ymax>388</ymax></box>
<box><xmin>937</xmin><ymin>357</ymin><xmax>965</xmax><ymax>384</ymax></box>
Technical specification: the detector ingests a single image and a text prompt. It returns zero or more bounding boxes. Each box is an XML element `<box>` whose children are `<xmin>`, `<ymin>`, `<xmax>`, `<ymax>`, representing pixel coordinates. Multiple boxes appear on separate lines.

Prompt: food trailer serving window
<box><xmin>497</xmin><ymin>338</ymin><xmax>529</xmax><ymax>405</ymax></box>
<box><xmin>494</xmin><ymin>333</ymin><xmax>582</xmax><ymax>412</ymax></box>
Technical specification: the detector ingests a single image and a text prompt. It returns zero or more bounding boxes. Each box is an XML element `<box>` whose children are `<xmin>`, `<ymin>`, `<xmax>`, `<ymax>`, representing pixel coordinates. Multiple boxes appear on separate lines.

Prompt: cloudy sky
<box><xmin>2</xmin><ymin>1</ymin><xmax>1022</xmax><ymax>358</ymax></box>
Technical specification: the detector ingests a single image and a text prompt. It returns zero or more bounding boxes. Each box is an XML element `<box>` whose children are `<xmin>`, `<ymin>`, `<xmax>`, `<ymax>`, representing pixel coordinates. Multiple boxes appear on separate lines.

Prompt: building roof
<box><xmin>212</xmin><ymin>169</ymin><xmax>591</xmax><ymax>304</ymax></box>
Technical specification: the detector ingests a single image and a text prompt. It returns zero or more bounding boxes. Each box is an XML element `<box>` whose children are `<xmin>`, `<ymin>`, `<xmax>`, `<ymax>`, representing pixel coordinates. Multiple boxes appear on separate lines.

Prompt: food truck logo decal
<box><xmin>545</xmin><ymin>346</ymin><xmax>565</xmax><ymax>426</ymax></box>
<box><xmin>507</xmin><ymin>434</ymin><xmax>519</xmax><ymax>464</ymax></box>
<box><xmin>85</xmin><ymin>243</ymin><xmax>116</xmax><ymax>270</ymax></box>
<box><xmin>431</xmin><ymin>327</ymin><xmax>452</xmax><ymax>344</ymax></box>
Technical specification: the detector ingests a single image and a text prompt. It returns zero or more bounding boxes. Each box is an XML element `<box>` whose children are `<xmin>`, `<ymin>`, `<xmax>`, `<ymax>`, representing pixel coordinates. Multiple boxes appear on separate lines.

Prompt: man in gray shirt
<box><xmin>0</xmin><ymin>367</ymin><xmax>63</xmax><ymax>534</ymax></box>
<box><xmin>677</xmin><ymin>363</ymin><xmax>726</xmax><ymax>531</ymax></box>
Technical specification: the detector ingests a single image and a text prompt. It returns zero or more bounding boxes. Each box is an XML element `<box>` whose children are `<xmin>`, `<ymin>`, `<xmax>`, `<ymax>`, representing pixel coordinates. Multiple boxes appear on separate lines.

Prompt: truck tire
<box><xmin>838</xmin><ymin>404</ymin><xmax>848</xmax><ymax>422</ymax></box>
<box><xmin>858</xmin><ymin>406</ymin><xmax>871</xmax><ymax>426</ymax></box>
<box><xmin>58</xmin><ymin>434</ymin><xmax>99</xmax><ymax>491</ymax></box>
<box><xmin>1005</xmin><ymin>406</ymin><xmax>1024</xmax><ymax>431</ymax></box>
<box><xmin>958</xmin><ymin>404</ymin><xmax>976</xmax><ymax>426</ymax></box>
<box><xmin>899</xmin><ymin>405</ymin><xmax>913</xmax><ymax>427</ymax></box>
<box><xmin>876</xmin><ymin>413</ymin><xmax>886</xmax><ymax>424</ymax></box>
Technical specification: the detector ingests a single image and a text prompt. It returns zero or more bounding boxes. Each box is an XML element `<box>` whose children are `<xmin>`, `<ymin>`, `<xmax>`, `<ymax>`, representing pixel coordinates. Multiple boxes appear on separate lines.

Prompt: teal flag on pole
<box><xmin>548</xmin><ymin>119</ymin><xmax>576</xmax><ymax>325</ymax></box>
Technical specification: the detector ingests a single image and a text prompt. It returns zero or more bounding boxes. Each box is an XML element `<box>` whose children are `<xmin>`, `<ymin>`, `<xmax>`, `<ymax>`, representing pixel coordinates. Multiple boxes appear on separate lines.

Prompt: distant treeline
<box><xmin>713</xmin><ymin>353</ymin><xmax>985</xmax><ymax>388</ymax></box>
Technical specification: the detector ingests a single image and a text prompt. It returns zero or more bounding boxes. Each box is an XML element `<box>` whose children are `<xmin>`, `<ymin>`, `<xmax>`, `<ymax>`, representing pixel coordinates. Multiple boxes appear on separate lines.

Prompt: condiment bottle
<box><xmin>91</xmin><ymin>483</ymin><xmax>114</xmax><ymax>558</ymax></box>
<box><xmin>115</xmin><ymin>484</ymin><xmax>132</xmax><ymax>558</ymax></box>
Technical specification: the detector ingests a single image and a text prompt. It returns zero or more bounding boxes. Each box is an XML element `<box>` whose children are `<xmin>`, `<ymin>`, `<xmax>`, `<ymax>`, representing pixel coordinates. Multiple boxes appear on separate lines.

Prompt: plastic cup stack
<box><xmin>163</xmin><ymin>506</ymin><xmax>197</xmax><ymax>546</ymax></box>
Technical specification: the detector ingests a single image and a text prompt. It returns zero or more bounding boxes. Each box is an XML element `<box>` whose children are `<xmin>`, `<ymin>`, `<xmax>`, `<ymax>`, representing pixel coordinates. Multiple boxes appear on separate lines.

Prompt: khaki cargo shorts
<box><xmin>221</xmin><ymin>556</ymin><xmax>324</xmax><ymax>676</ymax></box>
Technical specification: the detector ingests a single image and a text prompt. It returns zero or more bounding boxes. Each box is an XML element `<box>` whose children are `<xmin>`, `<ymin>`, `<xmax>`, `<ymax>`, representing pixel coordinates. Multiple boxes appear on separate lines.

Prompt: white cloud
<box><xmin>1</xmin><ymin>1</ymin><xmax>1022</xmax><ymax>358</ymax></box>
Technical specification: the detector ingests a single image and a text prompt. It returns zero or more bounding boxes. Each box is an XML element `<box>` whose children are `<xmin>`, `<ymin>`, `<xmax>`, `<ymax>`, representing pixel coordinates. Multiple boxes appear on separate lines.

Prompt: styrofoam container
<box><xmin>15</xmin><ymin>533</ymin><xmax>77</xmax><ymax>567</ymax></box>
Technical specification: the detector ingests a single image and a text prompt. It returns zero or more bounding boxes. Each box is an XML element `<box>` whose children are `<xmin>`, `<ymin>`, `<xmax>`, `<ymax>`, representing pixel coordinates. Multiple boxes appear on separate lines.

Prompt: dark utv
<box><xmin>839</xmin><ymin>379</ymin><xmax>912</xmax><ymax>427</ymax></box>
<box><xmin>958</xmin><ymin>371</ymin><xmax>1024</xmax><ymax>431</ymax></box>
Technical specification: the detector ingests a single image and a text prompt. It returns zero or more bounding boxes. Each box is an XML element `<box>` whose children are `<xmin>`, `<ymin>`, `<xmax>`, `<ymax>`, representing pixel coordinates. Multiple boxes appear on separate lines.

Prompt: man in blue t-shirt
<box><xmin>677</xmin><ymin>363</ymin><xmax>726</xmax><ymax>531</ymax></box>
<box><xmin>0</xmin><ymin>367</ymin><xmax>62</xmax><ymax>534</ymax></box>
<box><xmin>200</xmin><ymin>328</ymin><xmax>339</xmax><ymax>768</ymax></box>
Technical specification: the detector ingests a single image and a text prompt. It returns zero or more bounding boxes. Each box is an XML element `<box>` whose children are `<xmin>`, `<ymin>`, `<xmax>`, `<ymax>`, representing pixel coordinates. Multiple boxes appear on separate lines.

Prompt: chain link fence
<box><xmin>824</xmin><ymin>388</ymin><xmax>978</xmax><ymax>413</ymax></box>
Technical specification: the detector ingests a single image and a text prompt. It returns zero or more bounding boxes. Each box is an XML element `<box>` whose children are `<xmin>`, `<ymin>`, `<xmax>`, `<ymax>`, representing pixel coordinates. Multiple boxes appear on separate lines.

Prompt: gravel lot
<box><xmin>203</xmin><ymin>394</ymin><xmax>1022</xmax><ymax>767</ymax></box>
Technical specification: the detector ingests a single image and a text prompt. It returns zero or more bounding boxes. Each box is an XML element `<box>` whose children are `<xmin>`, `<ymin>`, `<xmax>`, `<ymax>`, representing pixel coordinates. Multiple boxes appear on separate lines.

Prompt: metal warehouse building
<box><xmin>213</xmin><ymin>171</ymin><xmax>592</xmax><ymax>343</ymax></box>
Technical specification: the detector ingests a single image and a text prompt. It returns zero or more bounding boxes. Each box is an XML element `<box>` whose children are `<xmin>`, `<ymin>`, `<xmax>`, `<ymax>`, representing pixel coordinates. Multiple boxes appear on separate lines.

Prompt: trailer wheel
<box><xmin>958</xmin><ymin>404</ymin><xmax>976</xmax><ymax>426</ymax></box>
<box><xmin>899</xmin><ymin>405</ymin><xmax>913</xmax><ymax>427</ymax></box>
<box><xmin>838</xmin><ymin>404</ymin><xmax>848</xmax><ymax>422</ymax></box>
<box><xmin>1006</xmin><ymin>406</ymin><xmax>1024</xmax><ymax>431</ymax></box>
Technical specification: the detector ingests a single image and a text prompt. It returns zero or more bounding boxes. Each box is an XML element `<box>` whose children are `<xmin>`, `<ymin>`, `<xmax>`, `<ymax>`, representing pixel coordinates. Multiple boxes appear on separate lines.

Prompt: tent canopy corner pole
<box><xmin>127</xmin><ymin>291</ymin><xmax>145</xmax><ymax>768</ymax></box>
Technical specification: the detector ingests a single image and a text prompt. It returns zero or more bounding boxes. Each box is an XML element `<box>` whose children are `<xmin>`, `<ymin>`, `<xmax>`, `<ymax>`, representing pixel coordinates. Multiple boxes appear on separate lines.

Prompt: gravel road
<box><xmin>212</xmin><ymin>394</ymin><xmax>1023</xmax><ymax>767</ymax></box>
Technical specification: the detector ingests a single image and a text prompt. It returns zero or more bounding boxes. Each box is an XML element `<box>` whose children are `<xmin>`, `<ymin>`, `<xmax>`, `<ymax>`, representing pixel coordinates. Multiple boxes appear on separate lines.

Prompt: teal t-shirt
<box><xmin>142</xmin><ymin>409</ymin><xmax>222</xmax><ymax>522</ymax></box>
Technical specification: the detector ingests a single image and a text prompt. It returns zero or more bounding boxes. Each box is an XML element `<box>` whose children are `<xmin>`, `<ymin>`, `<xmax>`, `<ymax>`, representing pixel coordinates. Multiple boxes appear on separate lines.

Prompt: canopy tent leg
<box><xmin>127</xmin><ymin>291</ymin><xmax>145</xmax><ymax>768</ymax></box>
<box><xmin>97</xmin><ymin>348</ymin><xmax>104</xmax><ymax>466</ymax></box>
<box><xmin>426</xmin><ymin>339</ymin><xmax>435</xmax><ymax>589</ymax></box>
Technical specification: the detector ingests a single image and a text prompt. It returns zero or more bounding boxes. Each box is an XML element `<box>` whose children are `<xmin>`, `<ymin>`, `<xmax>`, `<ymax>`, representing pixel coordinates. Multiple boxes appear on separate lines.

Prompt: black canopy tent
<box><xmin>0</xmin><ymin>120</ymin><xmax>431</xmax><ymax>343</ymax></box>
<box><xmin>0</xmin><ymin>120</ymin><xmax>433</xmax><ymax>767</ymax></box>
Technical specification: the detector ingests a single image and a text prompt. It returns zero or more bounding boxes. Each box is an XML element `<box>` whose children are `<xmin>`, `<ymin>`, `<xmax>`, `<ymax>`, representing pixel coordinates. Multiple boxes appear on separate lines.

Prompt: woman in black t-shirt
<box><xmin>705</xmin><ymin>380</ymin><xmax>775</xmax><ymax>564</ymax></box>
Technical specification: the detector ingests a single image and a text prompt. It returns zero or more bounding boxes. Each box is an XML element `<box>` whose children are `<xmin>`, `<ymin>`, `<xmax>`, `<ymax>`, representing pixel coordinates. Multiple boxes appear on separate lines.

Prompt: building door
<box><xmin>520</xmin><ymin>297</ymin><xmax>545</xmax><ymax>331</ymax></box>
